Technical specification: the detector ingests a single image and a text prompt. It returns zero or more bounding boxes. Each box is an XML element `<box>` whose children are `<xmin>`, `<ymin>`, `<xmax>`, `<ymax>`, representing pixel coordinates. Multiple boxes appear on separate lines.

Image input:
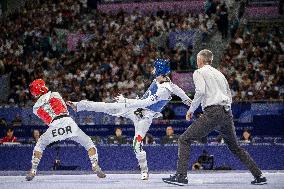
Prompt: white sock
<box><xmin>31</xmin><ymin>156</ymin><xmax>40</xmax><ymax>173</ymax></box>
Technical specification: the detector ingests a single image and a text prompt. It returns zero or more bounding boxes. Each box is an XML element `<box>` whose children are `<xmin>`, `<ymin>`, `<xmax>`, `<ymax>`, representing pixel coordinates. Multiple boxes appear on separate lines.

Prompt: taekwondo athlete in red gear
<box><xmin>26</xmin><ymin>79</ymin><xmax>106</xmax><ymax>181</ymax></box>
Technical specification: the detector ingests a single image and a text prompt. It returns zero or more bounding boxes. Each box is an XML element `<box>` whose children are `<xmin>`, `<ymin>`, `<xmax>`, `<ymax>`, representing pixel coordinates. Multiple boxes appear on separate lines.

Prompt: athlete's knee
<box><xmin>88</xmin><ymin>146</ymin><xmax>97</xmax><ymax>156</ymax></box>
<box><xmin>85</xmin><ymin>139</ymin><xmax>96</xmax><ymax>152</ymax></box>
<box><xmin>33</xmin><ymin>151</ymin><xmax>42</xmax><ymax>159</ymax></box>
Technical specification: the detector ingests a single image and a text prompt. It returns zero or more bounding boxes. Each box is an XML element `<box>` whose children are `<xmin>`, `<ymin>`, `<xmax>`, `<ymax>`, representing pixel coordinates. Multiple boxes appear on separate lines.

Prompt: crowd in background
<box><xmin>0</xmin><ymin>0</ymin><xmax>282</xmax><ymax>125</ymax></box>
<box><xmin>0</xmin><ymin>0</ymin><xmax>222</xmax><ymax>107</ymax></box>
<box><xmin>0</xmin><ymin>2</ymin><xmax>283</xmax><ymax>175</ymax></box>
<box><xmin>219</xmin><ymin>26</ymin><xmax>284</xmax><ymax>101</ymax></box>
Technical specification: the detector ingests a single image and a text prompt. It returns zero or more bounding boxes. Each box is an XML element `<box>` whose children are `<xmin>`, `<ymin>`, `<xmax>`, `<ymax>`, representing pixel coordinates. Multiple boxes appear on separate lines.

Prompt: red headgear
<box><xmin>29</xmin><ymin>79</ymin><xmax>49</xmax><ymax>97</ymax></box>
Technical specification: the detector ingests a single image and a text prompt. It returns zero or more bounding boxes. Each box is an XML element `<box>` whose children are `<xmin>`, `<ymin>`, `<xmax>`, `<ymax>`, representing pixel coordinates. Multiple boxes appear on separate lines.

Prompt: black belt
<box><xmin>204</xmin><ymin>105</ymin><xmax>224</xmax><ymax>111</ymax></box>
<box><xmin>204</xmin><ymin>105</ymin><xmax>230</xmax><ymax>112</ymax></box>
<box><xmin>52</xmin><ymin>114</ymin><xmax>69</xmax><ymax>123</ymax></box>
<box><xmin>134</xmin><ymin>108</ymin><xmax>145</xmax><ymax>118</ymax></box>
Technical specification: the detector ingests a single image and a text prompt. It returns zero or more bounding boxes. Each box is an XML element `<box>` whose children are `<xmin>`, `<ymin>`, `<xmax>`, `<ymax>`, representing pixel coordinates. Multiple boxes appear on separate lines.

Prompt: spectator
<box><xmin>90</xmin><ymin>136</ymin><xmax>102</xmax><ymax>144</ymax></box>
<box><xmin>240</xmin><ymin>129</ymin><xmax>253</xmax><ymax>143</ymax></box>
<box><xmin>217</xmin><ymin>3</ymin><xmax>229</xmax><ymax>39</ymax></box>
<box><xmin>82</xmin><ymin>116</ymin><xmax>95</xmax><ymax>125</ymax></box>
<box><xmin>114</xmin><ymin>117</ymin><xmax>129</xmax><ymax>125</ymax></box>
<box><xmin>205</xmin><ymin>0</ymin><xmax>216</xmax><ymax>17</ymax></box>
<box><xmin>12</xmin><ymin>114</ymin><xmax>22</xmax><ymax>126</ymax></box>
<box><xmin>229</xmin><ymin>15</ymin><xmax>239</xmax><ymax>38</ymax></box>
<box><xmin>1</xmin><ymin>127</ymin><xmax>17</xmax><ymax>144</ymax></box>
<box><xmin>107</xmin><ymin>127</ymin><xmax>128</xmax><ymax>144</ymax></box>
<box><xmin>161</xmin><ymin>126</ymin><xmax>179</xmax><ymax>144</ymax></box>
<box><xmin>29</xmin><ymin>129</ymin><xmax>41</xmax><ymax>144</ymax></box>
<box><xmin>142</xmin><ymin>133</ymin><xmax>155</xmax><ymax>145</ymax></box>
<box><xmin>0</xmin><ymin>118</ymin><xmax>7</xmax><ymax>127</ymax></box>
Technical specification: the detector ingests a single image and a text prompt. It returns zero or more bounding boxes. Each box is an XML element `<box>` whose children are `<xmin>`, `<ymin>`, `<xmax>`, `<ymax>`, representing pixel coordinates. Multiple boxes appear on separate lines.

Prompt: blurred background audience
<box><xmin>161</xmin><ymin>126</ymin><xmax>179</xmax><ymax>144</ymax></box>
<box><xmin>107</xmin><ymin>127</ymin><xmax>128</xmax><ymax>144</ymax></box>
<box><xmin>1</xmin><ymin>128</ymin><xmax>17</xmax><ymax>144</ymax></box>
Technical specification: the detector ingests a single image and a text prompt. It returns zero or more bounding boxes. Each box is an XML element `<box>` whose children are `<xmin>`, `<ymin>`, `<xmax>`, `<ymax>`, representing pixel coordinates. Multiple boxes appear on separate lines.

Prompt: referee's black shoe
<box><xmin>162</xmin><ymin>174</ymin><xmax>188</xmax><ymax>186</ymax></box>
<box><xmin>251</xmin><ymin>175</ymin><xmax>267</xmax><ymax>185</ymax></box>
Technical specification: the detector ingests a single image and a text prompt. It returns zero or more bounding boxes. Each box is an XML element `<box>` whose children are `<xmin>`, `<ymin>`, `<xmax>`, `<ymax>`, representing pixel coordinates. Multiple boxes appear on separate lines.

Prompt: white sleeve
<box><xmin>126</xmin><ymin>87</ymin><xmax>170</xmax><ymax>109</ymax></box>
<box><xmin>124</xmin><ymin>98</ymin><xmax>138</xmax><ymax>103</ymax></box>
<box><xmin>171</xmin><ymin>83</ymin><xmax>192</xmax><ymax>106</ymax></box>
<box><xmin>188</xmin><ymin>71</ymin><xmax>206</xmax><ymax>113</ymax></box>
<box><xmin>225</xmin><ymin>78</ymin><xmax>232</xmax><ymax>104</ymax></box>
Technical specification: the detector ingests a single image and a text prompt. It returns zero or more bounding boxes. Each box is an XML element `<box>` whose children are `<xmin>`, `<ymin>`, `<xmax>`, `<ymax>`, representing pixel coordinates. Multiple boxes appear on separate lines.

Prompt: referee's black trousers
<box><xmin>177</xmin><ymin>105</ymin><xmax>262</xmax><ymax>178</ymax></box>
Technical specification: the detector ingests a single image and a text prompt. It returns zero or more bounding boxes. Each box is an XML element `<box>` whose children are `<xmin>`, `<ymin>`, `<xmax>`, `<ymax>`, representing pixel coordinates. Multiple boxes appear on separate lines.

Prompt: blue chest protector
<box><xmin>141</xmin><ymin>81</ymin><xmax>170</xmax><ymax>112</ymax></box>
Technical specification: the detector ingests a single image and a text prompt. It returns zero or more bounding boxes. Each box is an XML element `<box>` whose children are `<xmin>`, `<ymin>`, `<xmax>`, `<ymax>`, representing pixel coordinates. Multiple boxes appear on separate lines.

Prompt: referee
<box><xmin>162</xmin><ymin>49</ymin><xmax>267</xmax><ymax>186</ymax></box>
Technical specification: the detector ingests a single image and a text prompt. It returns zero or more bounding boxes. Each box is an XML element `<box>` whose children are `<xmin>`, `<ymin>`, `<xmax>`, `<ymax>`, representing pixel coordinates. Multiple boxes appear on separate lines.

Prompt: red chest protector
<box><xmin>33</xmin><ymin>92</ymin><xmax>69</xmax><ymax>125</ymax></box>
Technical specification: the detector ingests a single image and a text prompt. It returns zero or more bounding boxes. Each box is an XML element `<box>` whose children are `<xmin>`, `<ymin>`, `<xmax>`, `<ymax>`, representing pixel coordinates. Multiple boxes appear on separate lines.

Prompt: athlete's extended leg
<box><xmin>67</xmin><ymin>100</ymin><xmax>125</xmax><ymax>114</ymax></box>
<box><xmin>132</xmin><ymin>117</ymin><xmax>152</xmax><ymax>180</ymax></box>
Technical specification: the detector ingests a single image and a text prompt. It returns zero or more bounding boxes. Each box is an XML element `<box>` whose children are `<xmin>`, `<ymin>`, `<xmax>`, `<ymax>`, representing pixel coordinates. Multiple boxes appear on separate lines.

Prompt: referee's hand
<box><xmin>186</xmin><ymin>111</ymin><xmax>193</xmax><ymax>121</ymax></box>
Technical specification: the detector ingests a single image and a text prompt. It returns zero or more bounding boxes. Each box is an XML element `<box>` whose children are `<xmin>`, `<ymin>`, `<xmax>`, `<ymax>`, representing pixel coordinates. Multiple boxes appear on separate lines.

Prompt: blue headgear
<box><xmin>153</xmin><ymin>59</ymin><xmax>171</xmax><ymax>77</ymax></box>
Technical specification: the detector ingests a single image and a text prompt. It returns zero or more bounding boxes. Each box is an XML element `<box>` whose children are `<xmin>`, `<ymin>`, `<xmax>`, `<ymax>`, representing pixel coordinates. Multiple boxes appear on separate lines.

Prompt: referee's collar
<box><xmin>199</xmin><ymin>64</ymin><xmax>211</xmax><ymax>69</ymax></box>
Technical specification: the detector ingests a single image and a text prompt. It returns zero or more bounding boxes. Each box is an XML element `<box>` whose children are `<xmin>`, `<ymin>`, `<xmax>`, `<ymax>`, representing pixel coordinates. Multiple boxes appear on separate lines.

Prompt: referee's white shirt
<box><xmin>189</xmin><ymin>65</ymin><xmax>232</xmax><ymax>113</ymax></box>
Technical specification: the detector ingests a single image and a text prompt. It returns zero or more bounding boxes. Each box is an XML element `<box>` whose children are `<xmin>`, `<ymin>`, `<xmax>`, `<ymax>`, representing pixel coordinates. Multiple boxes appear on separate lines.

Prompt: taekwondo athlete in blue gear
<box><xmin>140</xmin><ymin>59</ymin><xmax>171</xmax><ymax>113</ymax></box>
<box><xmin>67</xmin><ymin>59</ymin><xmax>192</xmax><ymax>180</ymax></box>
